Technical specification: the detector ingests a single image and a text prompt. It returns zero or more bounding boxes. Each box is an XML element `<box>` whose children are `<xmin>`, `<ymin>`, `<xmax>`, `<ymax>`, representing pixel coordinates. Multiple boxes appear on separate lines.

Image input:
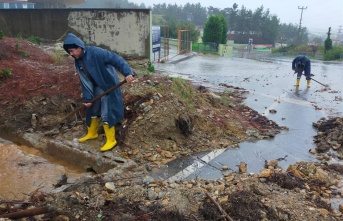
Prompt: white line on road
<box><xmin>261</xmin><ymin>91</ymin><xmax>288</xmax><ymax>116</ymax></box>
<box><xmin>255</xmin><ymin>91</ymin><xmax>327</xmax><ymax>118</ymax></box>
<box><xmin>167</xmin><ymin>148</ymin><xmax>226</xmax><ymax>182</ymax></box>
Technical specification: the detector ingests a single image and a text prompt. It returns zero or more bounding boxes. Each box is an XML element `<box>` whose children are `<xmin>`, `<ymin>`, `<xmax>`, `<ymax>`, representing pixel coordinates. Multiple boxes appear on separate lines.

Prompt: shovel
<box><xmin>58</xmin><ymin>79</ymin><xmax>127</xmax><ymax>124</ymax></box>
<box><xmin>308</xmin><ymin>77</ymin><xmax>328</xmax><ymax>87</ymax></box>
<box><xmin>302</xmin><ymin>74</ymin><xmax>328</xmax><ymax>87</ymax></box>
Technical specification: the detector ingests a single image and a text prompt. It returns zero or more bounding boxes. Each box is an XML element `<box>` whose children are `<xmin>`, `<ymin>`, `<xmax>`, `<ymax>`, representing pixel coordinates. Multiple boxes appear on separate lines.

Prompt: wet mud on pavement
<box><xmin>0</xmin><ymin>52</ymin><xmax>341</xmax><ymax>203</ymax></box>
<box><xmin>152</xmin><ymin>54</ymin><xmax>342</xmax><ymax>180</ymax></box>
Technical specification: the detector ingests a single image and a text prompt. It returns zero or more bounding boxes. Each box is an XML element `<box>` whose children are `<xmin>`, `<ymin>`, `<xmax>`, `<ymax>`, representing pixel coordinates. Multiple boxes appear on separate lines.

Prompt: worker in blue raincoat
<box><xmin>63</xmin><ymin>33</ymin><xmax>134</xmax><ymax>151</ymax></box>
<box><xmin>292</xmin><ymin>55</ymin><xmax>311</xmax><ymax>87</ymax></box>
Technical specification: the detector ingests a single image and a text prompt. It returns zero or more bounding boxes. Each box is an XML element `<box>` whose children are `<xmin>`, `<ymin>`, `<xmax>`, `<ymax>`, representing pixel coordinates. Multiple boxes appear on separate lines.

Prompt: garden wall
<box><xmin>0</xmin><ymin>9</ymin><xmax>151</xmax><ymax>58</ymax></box>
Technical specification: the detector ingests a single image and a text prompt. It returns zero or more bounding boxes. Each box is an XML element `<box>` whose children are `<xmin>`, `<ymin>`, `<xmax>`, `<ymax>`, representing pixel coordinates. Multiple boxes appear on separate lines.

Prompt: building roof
<box><xmin>0</xmin><ymin>0</ymin><xmax>30</xmax><ymax>3</ymax></box>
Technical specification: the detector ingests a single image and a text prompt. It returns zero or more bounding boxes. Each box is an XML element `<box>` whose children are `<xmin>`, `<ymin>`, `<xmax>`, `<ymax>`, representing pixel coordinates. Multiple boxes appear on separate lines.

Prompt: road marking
<box><xmin>253</xmin><ymin>91</ymin><xmax>328</xmax><ymax>118</ymax></box>
<box><xmin>253</xmin><ymin>91</ymin><xmax>312</xmax><ymax>107</ymax></box>
<box><xmin>261</xmin><ymin>91</ymin><xmax>288</xmax><ymax>116</ymax></box>
<box><xmin>167</xmin><ymin>148</ymin><xmax>226</xmax><ymax>181</ymax></box>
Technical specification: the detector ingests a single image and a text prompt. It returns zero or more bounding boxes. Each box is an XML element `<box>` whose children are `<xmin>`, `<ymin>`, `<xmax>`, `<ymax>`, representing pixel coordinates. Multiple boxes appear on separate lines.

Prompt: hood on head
<box><xmin>296</xmin><ymin>62</ymin><xmax>304</xmax><ymax>68</ymax></box>
<box><xmin>63</xmin><ymin>33</ymin><xmax>85</xmax><ymax>53</ymax></box>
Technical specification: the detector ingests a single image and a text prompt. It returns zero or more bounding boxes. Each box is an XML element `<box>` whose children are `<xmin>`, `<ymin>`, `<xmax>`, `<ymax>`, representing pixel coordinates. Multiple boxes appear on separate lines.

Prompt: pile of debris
<box><xmin>313</xmin><ymin>117</ymin><xmax>343</xmax><ymax>159</ymax></box>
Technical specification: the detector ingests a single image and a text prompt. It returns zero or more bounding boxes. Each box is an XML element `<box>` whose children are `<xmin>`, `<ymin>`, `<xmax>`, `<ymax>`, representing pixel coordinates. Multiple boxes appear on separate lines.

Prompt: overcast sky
<box><xmin>130</xmin><ymin>0</ymin><xmax>343</xmax><ymax>35</ymax></box>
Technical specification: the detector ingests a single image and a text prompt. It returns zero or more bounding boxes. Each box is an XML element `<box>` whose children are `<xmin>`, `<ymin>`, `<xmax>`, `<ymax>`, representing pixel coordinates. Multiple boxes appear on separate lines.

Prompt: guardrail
<box><xmin>233</xmin><ymin>51</ymin><xmax>324</xmax><ymax>60</ymax></box>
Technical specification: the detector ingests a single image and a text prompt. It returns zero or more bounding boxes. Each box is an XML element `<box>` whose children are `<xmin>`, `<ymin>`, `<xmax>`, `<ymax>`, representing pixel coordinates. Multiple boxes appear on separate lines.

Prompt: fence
<box><xmin>233</xmin><ymin>51</ymin><xmax>324</xmax><ymax>60</ymax></box>
<box><xmin>192</xmin><ymin>42</ymin><xmax>218</xmax><ymax>54</ymax></box>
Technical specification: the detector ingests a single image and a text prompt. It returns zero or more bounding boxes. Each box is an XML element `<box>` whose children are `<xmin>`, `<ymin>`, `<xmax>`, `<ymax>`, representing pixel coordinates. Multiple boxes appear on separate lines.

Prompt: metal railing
<box><xmin>193</xmin><ymin>42</ymin><xmax>218</xmax><ymax>54</ymax></box>
<box><xmin>233</xmin><ymin>51</ymin><xmax>324</xmax><ymax>60</ymax></box>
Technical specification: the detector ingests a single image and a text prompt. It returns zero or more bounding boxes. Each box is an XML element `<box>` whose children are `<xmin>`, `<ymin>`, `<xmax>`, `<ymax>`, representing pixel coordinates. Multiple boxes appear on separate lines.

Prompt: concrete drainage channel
<box><xmin>1</xmin><ymin>132</ymin><xmax>136</xmax><ymax>174</ymax></box>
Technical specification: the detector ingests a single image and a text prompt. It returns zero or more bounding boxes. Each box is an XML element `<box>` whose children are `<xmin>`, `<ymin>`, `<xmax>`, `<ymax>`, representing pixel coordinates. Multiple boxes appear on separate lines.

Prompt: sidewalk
<box><xmin>153</xmin><ymin>45</ymin><xmax>197</xmax><ymax>64</ymax></box>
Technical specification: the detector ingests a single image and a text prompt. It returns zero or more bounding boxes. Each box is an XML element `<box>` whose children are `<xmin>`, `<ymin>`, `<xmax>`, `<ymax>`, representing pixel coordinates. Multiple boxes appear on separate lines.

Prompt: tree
<box><xmin>218</xmin><ymin>15</ymin><xmax>228</xmax><ymax>44</ymax></box>
<box><xmin>152</xmin><ymin>2</ymin><xmax>307</xmax><ymax>45</ymax></box>
<box><xmin>261</xmin><ymin>14</ymin><xmax>279</xmax><ymax>44</ymax></box>
<box><xmin>207</xmin><ymin>6</ymin><xmax>220</xmax><ymax>15</ymax></box>
<box><xmin>153</xmin><ymin>3</ymin><xmax>207</xmax><ymax>26</ymax></box>
<box><xmin>165</xmin><ymin>19</ymin><xmax>179</xmax><ymax>39</ymax></box>
<box><xmin>192</xmin><ymin>3</ymin><xmax>207</xmax><ymax>26</ymax></box>
<box><xmin>161</xmin><ymin>20</ymin><xmax>200</xmax><ymax>43</ymax></box>
<box><xmin>164</xmin><ymin>4</ymin><xmax>183</xmax><ymax>22</ymax></box>
<box><xmin>202</xmin><ymin>14</ymin><xmax>227</xmax><ymax>45</ymax></box>
<box><xmin>222</xmin><ymin>3</ymin><xmax>238</xmax><ymax>32</ymax></box>
<box><xmin>324</xmin><ymin>27</ymin><xmax>333</xmax><ymax>53</ymax></box>
<box><xmin>312</xmin><ymin>37</ymin><xmax>323</xmax><ymax>45</ymax></box>
<box><xmin>152</xmin><ymin>3</ymin><xmax>167</xmax><ymax>14</ymax></box>
<box><xmin>177</xmin><ymin>22</ymin><xmax>200</xmax><ymax>43</ymax></box>
<box><xmin>277</xmin><ymin>23</ymin><xmax>300</xmax><ymax>46</ymax></box>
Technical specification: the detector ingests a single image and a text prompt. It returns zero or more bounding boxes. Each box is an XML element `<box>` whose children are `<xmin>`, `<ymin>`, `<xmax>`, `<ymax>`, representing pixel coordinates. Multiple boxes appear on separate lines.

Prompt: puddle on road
<box><xmin>0</xmin><ymin>138</ymin><xmax>85</xmax><ymax>200</ymax></box>
<box><xmin>150</xmin><ymin>129</ymin><xmax>317</xmax><ymax>182</ymax></box>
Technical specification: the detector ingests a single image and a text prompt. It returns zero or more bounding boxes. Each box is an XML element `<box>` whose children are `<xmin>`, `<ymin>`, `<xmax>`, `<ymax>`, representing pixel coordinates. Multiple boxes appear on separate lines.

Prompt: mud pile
<box><xmin>313</xmin><ymin>117</ymin><xmax>343</xmax><ymax>158</ymax></box>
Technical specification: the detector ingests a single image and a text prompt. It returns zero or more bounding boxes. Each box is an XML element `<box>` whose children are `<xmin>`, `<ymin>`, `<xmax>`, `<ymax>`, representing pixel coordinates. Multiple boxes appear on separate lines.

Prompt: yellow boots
<box><xmin>100</xmin><ymin>124</ymin><xmax>117</xmax><ymax>152</ymax></box>
<box><xmin>307</xmin><ymin>80</ymin><xmax>311</xmax><ymax>88</ymax></box>
<box><xmin>294</xmin><ymin>79</ymin><xmax>311</xmax><ymax>87</ymax></box>
<box><xmin>294</xmin><ymin>79</ymin><xmax>300</xmax><ymax>87</ymax></box>
<box><xmin>79</xmin><ymin>117</ymin><xmax>99</xmax><ymax>142</ymax></box>
<box><xmin>79</xmin><ymin>118</ymin><xmax>117</xmax><ymax>151</ymax></box>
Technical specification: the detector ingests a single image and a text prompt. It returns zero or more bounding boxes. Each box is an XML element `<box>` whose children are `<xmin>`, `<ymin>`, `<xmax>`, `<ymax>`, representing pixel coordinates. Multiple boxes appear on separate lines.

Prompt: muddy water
<box><xmin>0</xmin><ymin>138</ymin><xmax>84</xmax><ymax>200</ymax></box>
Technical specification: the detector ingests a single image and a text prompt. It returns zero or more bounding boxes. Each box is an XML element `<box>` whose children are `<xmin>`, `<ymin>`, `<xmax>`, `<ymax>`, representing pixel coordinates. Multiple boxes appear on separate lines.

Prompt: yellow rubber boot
<box><xmin>78</xmin><ymin>117</ymin><xmax>99</xmax><ymax>142</ymax></box>
<box><xmin>294</xmin><ymin>79</ymin><xmax>300</xmax><ymax>87</ymax></box>
<box><xmin>100</xmin><ymin>124</ymin><xmax>117</xmax><ymax>152</ymax></box>
<box><xmin>307</xmin><ymin>80</ymin><xmax>311</xmax><ymax>88</ymax></box>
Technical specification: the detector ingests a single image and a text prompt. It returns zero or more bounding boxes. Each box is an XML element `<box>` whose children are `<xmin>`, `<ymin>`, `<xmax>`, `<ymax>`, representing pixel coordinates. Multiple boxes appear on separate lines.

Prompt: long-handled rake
<box><xmin>299</xmin><ymin>73</ymin><xmax>329</xmax><ymax>88</ymax></box>
<box><xmin>58</xmin><ymin>79</ymin><xmax>127</xmax><ymax>124</ymax></box>
<box><xmin>309</xmin><ymin>77</ymin><xmax>328</xmax><ymax>87</ymax></box>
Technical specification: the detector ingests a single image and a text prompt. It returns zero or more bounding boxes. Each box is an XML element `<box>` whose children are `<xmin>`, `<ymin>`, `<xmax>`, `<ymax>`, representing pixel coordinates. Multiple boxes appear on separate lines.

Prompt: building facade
<box><xmin>0</xmin><ymin>0</ymin><xmax>36</xmax><ymax>8</ymax></box>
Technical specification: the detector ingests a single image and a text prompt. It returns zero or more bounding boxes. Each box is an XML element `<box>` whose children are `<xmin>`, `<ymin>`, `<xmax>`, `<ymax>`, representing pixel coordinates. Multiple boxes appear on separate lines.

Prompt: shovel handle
<box><xmin>59</xmin><ymin>79</ymin><xmax>127</xmax><ymax>124</ymax></box>
<box><xmin>309</xmin><ymin>78</ymin><xmax>327</xmax><ymax>87</ymax></box>
<box><xmin>301</xmin><ymin>73</ymin><xmax>327</xmax><ymax>87</ymax></box>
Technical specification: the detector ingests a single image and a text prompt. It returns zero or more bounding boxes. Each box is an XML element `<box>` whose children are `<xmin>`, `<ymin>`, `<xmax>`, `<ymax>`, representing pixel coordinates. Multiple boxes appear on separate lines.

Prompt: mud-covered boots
<box><xmin>307</xmin><ymin>80</ymin><xmax>311</xmax><ymax>88</ymax></box>
<box><xmin>294</xmin><ymin>78</ymin><xmax>300</xmax><ymax>87</ymax></box>
<box><xmin>79</xmin><ymin>117</ymin><xmax>99</xmax><ymax>142</ymax></box>
<box><xmin>100</xmin><ymin>124</ymin><xmax>117</xmax><ymax>152</ymax></box>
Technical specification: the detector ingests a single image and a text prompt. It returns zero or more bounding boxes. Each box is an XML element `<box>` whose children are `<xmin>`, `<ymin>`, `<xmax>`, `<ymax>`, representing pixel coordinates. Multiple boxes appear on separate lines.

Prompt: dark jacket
<box><xmin>63</xmin><ymin>33</ymin><xmax>132</xmax><ymax>127</ymax></box>
<box><xmin>292</xmin><ymin>55</ymin><xmax>311</xmax><ymax>76</ymax></box>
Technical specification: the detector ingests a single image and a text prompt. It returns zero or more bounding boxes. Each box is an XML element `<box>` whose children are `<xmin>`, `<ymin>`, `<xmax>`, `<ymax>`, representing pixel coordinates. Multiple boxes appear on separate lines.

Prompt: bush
<box><xmin>0</xmin><ymin>68</ymin><xmax>12</xmax><ymax>83</ymax></box>
<box><xmin>289</xmin><ymin>45</ymin><xmax>314</xmax><ymax>53</ymax></box>
<box><xmin>323</xmin><ymin>46</ymin><xmax>343</xmax><ymax>61</ymax></box>
<box><xmin>171</xmin><ymin>77</ymin><xmax>195</xmax><ymax>110</ymax></box>
<box><xmin>28</xmin><ymin>35</ymin><xmax>41</xmax><ymax>45</ymax></box>
<box><xmin>0</xmin><ymin>31</ymin><xmax>3</xmax><ymax>40</ymax></box>
<box><xmin>147</xmin><ymin>62</ymin><xmax>155</xmax><ymax>72</ymax></box>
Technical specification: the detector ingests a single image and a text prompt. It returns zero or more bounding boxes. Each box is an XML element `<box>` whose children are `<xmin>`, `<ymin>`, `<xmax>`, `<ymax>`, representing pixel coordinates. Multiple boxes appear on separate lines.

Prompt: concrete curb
<box><xmin>6</xmin><ymin>132</ymin><xmax>137</xmax><ymax>174</ymax></box>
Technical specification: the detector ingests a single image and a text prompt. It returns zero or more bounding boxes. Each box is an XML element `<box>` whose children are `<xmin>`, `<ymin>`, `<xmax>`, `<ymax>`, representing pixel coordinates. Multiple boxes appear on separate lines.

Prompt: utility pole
<box><xmin>297</xmin><ymin>6</ymin><xmax>307</xmax><ymax>46</ymax></box>
<box><xmin>337</xmin><ymin>25</ymin><xmax>343</xmax><ymax>42</ymax></box>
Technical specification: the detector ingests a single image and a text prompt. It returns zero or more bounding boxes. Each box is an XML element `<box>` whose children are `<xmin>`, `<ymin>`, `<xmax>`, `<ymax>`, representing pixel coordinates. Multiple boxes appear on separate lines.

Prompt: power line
<box><xmin>297</xmin><ymin>6</ymin><xmax>307</xmax><ymax>45</ymax></box>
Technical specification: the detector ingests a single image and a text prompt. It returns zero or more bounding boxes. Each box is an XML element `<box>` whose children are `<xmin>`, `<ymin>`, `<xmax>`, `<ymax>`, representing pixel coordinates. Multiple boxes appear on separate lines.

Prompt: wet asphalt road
<box><xmin>151</xmin><ymin>51</ymin><xmax>343</xmax><ymax>180</ymax></box>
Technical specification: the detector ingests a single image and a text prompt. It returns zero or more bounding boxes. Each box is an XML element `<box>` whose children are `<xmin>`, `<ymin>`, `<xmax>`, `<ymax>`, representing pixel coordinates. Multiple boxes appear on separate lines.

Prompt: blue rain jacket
<box><xmin>63</xmin><ymin>33</ymin><xmax>132</xmax><ymax>127</ymax></box>
<box><xmin>292</xmin><ymin>55</ymin><xmax>311</xmax><ymax>77</ymax></box>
